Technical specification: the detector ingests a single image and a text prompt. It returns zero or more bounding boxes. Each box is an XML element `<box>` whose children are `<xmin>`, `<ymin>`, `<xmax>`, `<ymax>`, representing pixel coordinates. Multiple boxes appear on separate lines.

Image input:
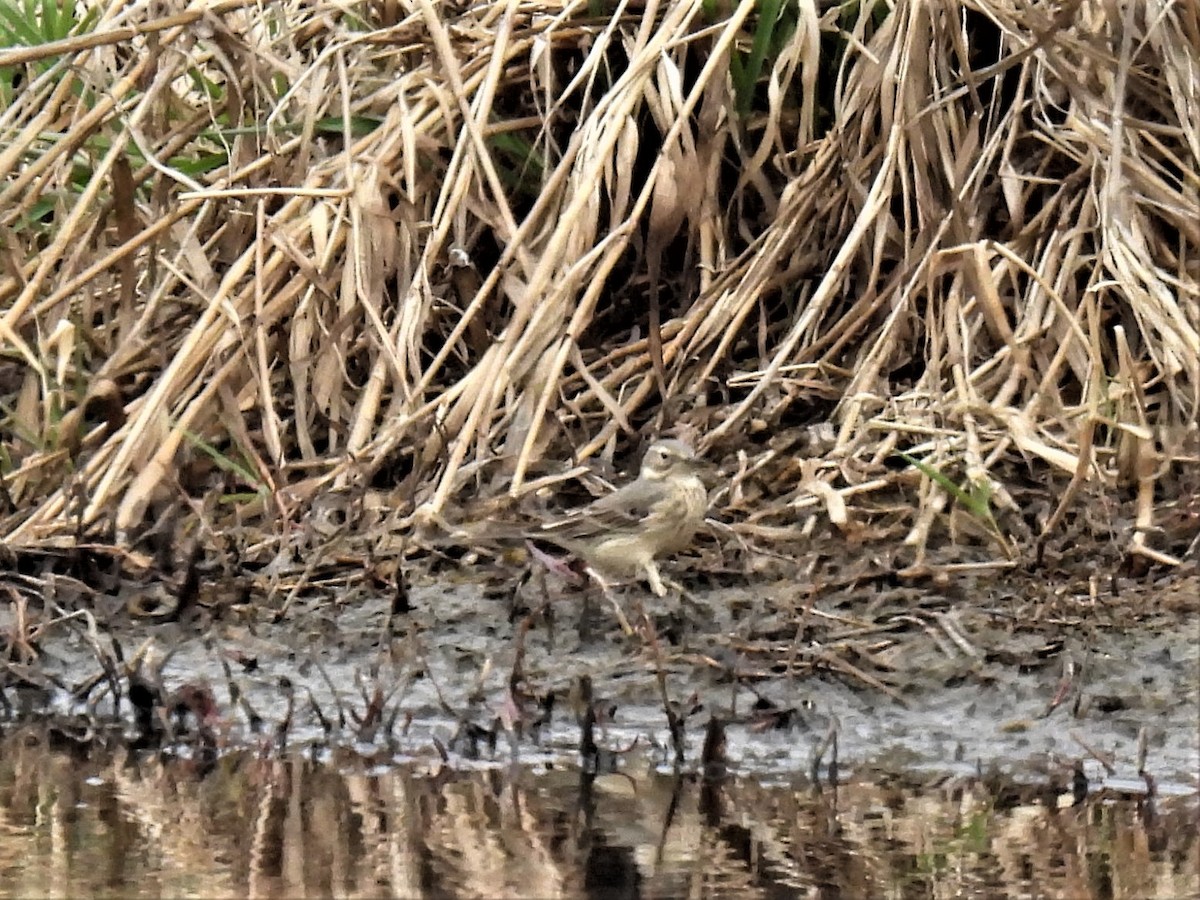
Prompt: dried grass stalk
<box><xmin>0</xmin><ymin>0</ymin><xmax>1196</xmax><ymax>569</ymax></box>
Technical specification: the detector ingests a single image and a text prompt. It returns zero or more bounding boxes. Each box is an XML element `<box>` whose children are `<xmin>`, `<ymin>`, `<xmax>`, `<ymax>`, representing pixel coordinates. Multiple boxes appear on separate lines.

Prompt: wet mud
<box><xmin>4</xmin><ymin>559</ymin><xmax>1196</xmax><ymax>792</ymax></box>
<box><xmin>1</xmin><ymin>546</ymin><xmax>1197</xmax><ymax>897</ymax></box>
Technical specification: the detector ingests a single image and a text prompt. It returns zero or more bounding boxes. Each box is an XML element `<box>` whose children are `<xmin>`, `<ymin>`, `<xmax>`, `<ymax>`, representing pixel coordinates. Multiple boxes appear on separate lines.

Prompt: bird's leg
<box><xmin>662</xmin><ymin>575</ymin><xmax>704</xmax><ymax>637</ymax></box>
<box><xmin>577</xmin><ymin>584</ymin><xmax>593</xmax><ymax>643</ymax></box>
<box><xmin>586</xmin><ymin>566</ymin><xmax>635</xmax><ymax>636</ymax></box>
<box><xmin>641</xmin><ymin>573</ymin><xmax>698</xmax><ymax>639</ymax></box>
<box><xmin>661</xmin><ymin>574</ymin><xmax>689</xmax><ymax>596</ymax></box>
<box><xmin>643</xmin><ymin>561</ymin><xmax>668</xmax><ymax>598</ymax></box>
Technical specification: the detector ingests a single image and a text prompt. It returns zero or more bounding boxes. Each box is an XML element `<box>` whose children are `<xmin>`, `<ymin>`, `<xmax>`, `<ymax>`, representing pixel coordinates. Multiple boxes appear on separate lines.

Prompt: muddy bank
<box><xmin>3</xmin><ymin>557</ymin><xmax>1196</xmax><ymax>792</ymax></box>
<box><xmin>0</xmin><ymin>550</ymin><xmax>1197</xmax><ymax>897</ymax></box>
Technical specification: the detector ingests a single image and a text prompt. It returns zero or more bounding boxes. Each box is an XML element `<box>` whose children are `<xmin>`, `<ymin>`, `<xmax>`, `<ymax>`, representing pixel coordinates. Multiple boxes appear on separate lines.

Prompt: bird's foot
<box><xmin>645</xmin><ymin>563</ymin><xmax>668</xmax><ymax>598</ymax></box>
<box><xmin>602</xmin><ymin>591</ymin><xmax>636</xmax><ymax>637</ymax></box>
<box><xmin>526</xmin><ymin>541</ymin><xmax>586</xmax><ymax>583</ymax></box>
<box><xmin>586</xmin><ymin>567</ymin><xmax>636</xmax><ymax>636</ymax></box>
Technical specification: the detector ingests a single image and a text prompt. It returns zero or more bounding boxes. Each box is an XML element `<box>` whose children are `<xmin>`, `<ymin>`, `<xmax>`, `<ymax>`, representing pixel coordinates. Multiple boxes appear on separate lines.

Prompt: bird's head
<box><xmin>639</xmin><ymin>438</ymin><xmax>700</xmax><ymax>481</ymax></box>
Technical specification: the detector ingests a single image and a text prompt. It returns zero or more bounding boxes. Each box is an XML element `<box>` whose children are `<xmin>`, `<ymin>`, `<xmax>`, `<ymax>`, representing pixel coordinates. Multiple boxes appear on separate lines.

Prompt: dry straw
<box><xmin>0</xmin><ymin>0</ymin><xmax>1196</xmax><ymax>569</ymax></box>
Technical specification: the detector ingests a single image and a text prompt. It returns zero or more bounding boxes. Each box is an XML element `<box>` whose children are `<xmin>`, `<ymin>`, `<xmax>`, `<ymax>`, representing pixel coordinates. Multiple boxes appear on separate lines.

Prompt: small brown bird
<box><xmin>529</xmin><ymin>438</ymin><xmax>708</xmax><ymax>597</ymax></box>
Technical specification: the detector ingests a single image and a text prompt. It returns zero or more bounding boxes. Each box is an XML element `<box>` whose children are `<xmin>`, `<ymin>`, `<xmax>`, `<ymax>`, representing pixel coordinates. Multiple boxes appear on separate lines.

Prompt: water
<box><xmin>0</xmin><ymin>731</ymin><xmax>1194</xmax><ymax>899</ymax></box>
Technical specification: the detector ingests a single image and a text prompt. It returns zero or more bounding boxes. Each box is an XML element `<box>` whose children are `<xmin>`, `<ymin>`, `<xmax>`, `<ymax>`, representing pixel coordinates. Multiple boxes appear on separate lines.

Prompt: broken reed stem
<box><xmin>0</xmin><ymin>0</ymin><xmax>1194</xmax><ymax>573</ymax></box>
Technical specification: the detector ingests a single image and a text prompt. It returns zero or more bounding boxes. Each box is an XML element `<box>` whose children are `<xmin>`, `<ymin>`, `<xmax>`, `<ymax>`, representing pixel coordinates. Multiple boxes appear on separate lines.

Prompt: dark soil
<box><xmin>2</xmin><ymin>537</ymin><xmax>1196</xmax><ymax>795</ymax></box>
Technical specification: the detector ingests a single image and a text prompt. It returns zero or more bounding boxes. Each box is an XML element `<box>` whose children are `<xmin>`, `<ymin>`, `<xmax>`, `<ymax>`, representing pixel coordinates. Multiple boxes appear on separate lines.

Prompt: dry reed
<box><xmin>1</xmin><ymin>0</ymin><xmax>1196</xmax><ymax>571</ymax></box>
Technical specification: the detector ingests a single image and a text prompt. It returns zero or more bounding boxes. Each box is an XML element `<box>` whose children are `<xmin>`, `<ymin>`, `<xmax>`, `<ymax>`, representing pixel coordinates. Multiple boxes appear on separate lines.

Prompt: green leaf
<box><xmin>181</xmin><ymin>427</ymin><xmax>269</xmax><ymax>495</ymax></box>
<box><xmin>0</xmin><ymin>0</ymin><xmax>42</xmax><ymax>45</ymax></box>
<box><xmin>897</xmin><ymin>450</ymin><xmax>1012</xmax><ymax>557</ymax></box>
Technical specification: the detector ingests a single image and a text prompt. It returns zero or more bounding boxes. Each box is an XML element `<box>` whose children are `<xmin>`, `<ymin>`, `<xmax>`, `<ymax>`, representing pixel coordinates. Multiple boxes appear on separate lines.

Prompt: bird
<box><xmin>527</xmin><ymin>438</ymin><xmax>708</xmax><ymax>598</ymax></box>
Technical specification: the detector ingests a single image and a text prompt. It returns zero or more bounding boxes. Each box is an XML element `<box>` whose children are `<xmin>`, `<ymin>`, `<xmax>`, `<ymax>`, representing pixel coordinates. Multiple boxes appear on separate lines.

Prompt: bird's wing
<box><xmin>537</xmin><ymin>478</ymin><xmax>671</xmax><ymax>540</ymax></box>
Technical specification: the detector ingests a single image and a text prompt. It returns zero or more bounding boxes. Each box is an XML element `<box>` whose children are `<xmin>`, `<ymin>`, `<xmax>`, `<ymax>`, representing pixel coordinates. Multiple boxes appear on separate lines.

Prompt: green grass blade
<box><xmin>181</xmin><ymin>428</ymin><xmax>269</xmax><ymax>495</ymax></box>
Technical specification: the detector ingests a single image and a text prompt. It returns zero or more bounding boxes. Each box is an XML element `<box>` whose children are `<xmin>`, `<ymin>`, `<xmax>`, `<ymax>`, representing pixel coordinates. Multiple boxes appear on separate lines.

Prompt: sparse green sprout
<box><xmin>727</xmin><ymin>0</ymin><xmax>792</xmax><ymax>118</ymax></box>
<box><xmin>898</xmin><ymin>451</ymin><xmax>1013</xmax><ymax>557</ymax></box>
<box><xmin>181</xmin><ymin>428</ymin><xmax>270</xmax><ymax>499</ymax></box>
<box><xmin>0</xmin><ymin>0</ymin><xmax>100</xmax><ymax>105</ymax></box>
<box><xmin>488</xmin><ymin>129</ymin><xmax>546</xmax><ymax>200</ymax></box>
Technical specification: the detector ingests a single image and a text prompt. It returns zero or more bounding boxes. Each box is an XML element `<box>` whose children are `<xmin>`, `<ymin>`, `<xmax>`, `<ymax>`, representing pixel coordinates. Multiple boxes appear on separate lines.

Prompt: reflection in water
<box><xmin>0</xmin><ymin>729</ymin><xmax>1194</xmax><ymax>898</ymax></box>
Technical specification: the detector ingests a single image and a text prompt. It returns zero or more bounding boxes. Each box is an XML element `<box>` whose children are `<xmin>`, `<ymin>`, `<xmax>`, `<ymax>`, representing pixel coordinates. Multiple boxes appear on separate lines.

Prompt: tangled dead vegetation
<box><xmin>1</xmin><ymin>1</ymin><xmax>1197</xmax><ymax>578</ymax></box>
